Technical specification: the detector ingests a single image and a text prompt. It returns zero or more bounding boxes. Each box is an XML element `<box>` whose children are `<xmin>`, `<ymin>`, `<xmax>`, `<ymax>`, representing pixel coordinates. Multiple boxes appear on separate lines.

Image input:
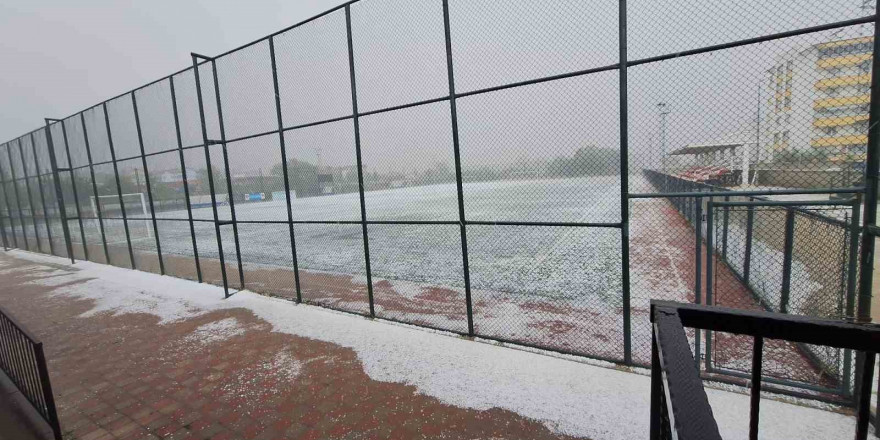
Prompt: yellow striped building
<box><xmin>767</xmin><ymin>35</ymin><xmax>872</xmax><ymax>164</ymax></box>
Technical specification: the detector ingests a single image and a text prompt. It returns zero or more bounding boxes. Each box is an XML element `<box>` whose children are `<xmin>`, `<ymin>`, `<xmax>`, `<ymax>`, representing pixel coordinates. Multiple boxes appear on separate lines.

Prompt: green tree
<box><xmin>271</xmin><ymin>158</ymin><xmax>319</xmax><ymax>197</ymax></box>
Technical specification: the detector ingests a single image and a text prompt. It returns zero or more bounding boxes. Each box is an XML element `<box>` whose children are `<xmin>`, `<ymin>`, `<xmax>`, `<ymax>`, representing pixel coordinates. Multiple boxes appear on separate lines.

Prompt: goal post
<box><xmin>89</xmin><ymin>193</ymin><xmax>152</xmax><ymax>240</ymax></box>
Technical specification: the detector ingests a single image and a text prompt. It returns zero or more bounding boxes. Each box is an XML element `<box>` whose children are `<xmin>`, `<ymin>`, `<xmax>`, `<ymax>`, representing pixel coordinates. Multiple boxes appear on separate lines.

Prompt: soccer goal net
<box><xmin>89</xmin><ymin>193</ymin><xmax>153</xmax><ymax>240</ymax></box>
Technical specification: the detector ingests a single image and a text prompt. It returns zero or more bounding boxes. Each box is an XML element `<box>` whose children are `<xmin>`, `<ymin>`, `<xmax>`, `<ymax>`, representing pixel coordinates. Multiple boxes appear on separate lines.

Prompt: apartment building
<box><xmin>766</xmin><ymin>35</ymin><xmax>872</xmax><ymax>166</ymax></box>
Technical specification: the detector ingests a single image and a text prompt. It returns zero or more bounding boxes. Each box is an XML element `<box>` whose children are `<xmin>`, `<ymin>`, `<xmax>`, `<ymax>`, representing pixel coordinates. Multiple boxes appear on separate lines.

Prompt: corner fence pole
<box><xmin>102</xmin><ymin>102</ymin><xmax>137</xmax><ymax>269</ymax></box>
<box><xmin>17</xmin><ymin>138</ymin><xmax>42</xmax><ymax>252</ymax></box>
<box><xmin>169</xmin><ymin>76</ymin><xmax>203</xmax><ymax>283</ymax></box>
<box><xmin>131</xmin><ymin>92</ymin><xmax>165</xmax><ymax>275</ymax></box>
<box><xmin>697</xmin><ymin>197</ymin><xmax>705</xmax><ymax>370</ymax></box>
<box><xmin>29</xmin><ymin>132</ymin><xmax>55</xmax><ymax>256</ymax></box>
<box><xmin>80</xmin><ymin>112</ymin><xmax>111</xmax><ymax>264</ymax></box>
<box><xmin>345</xmin><ymin>5</ymin><xmax>376</xmax><ymax>317</ymax></box>
<box><xmin>619</xmin><ymin>0</ymin><xmax>632</xmax><ymax>364</ymax></box>
<box><xmin>442</xmin><ymin>0</ymin><xmax>475</xmax><ymax>336</ymax></box>
<box><xmin>209</xmin><ymin>58</ymin><xmax>245</xmax><ymax>290</ymax></box>
<box><xmin>269</xmin><ymin>36</ymin><xmax>303</xmax><ymax>303</ymax></box>
<box><xmin>857</xmin><ymin>8</ymin><xmax>880</xmax><ymax>326</ymax></box>
<box><xmin>192</xmin><ymin>54</ymin><xmax>230</xmax><ymax>298</ymax></box>
<box><xmin>59</xmin><ymin>119</ymin><xmax>90</xmax><ymax>262</ymax></box>
<box><xmin>779</xmin><ymin>209</ymin><xmax>795</xmax><ymax>314</ymax></box>
<box><xmin>43</xmin><ymin>122</ymin><xmax>74</xmax><ymax>263</ymax></box>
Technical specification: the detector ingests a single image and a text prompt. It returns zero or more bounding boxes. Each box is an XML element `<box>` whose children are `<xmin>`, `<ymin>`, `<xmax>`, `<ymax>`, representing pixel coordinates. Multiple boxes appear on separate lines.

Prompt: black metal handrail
<box><xmin>650</xmin><ymin>301</ymin><xmax>880</xmax><ymax>440</ymax></box>
<box><xmin>0</xmin><ymin>303</ymin><xmax>61</xmax><ymax>440</ymax></box>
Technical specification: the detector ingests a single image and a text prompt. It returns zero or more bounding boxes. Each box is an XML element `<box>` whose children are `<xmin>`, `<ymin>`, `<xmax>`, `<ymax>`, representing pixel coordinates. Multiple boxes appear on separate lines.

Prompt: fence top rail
<box><xmin>709</xmin><ymin>199</ymin><xmax>858</xmax><ymax>208</ymax></box>
<box><xmin>0</xmin><ymin>302</ymin><xmax>41</xmax><ymax>345</ymax></box>
<box><xmin>650</xmin><ymin>301</ymin><xmax>880</xmax><ymax>352</ymax></box>
<box><xmin>630</xmin><ymin>187</ymin><xmax>866</xmax><ymax>199</ymax></box>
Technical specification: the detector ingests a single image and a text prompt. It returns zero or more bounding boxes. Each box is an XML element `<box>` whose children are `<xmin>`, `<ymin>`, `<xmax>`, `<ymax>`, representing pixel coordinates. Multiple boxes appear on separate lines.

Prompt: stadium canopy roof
<box><xmin>668</xmin><ymin>142</ymin><xmax>745</xmax><ymax>156</ymax></box>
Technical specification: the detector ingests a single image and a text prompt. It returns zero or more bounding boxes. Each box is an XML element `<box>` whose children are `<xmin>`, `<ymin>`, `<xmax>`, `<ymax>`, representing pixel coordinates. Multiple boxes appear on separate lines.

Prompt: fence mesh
<box><xmin>0</xmin><ymin>0</ymin><xmax>876</xmax><ymax>404</ymax></box>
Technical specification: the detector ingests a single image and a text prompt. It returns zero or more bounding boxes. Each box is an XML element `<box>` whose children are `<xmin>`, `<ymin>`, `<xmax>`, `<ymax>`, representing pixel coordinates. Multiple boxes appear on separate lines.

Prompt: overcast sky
<box><xmin>0</xmin><ymin>0</ymin><xmax>872</xmax><ymax>179</ymax></box>
<box><xmin>0</xmin><ymin>0</ymin><xmax>347</xmax><ymax>143</ymax></box>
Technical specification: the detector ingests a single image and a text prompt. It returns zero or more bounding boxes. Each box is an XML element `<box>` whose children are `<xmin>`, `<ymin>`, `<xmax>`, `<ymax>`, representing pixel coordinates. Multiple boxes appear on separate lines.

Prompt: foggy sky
<box><xmin>0</xmin><ymin>0</ymin><xmax>348</xmax><ymax>142</ymax></box>
<box><xmin>0</xmin><ymin>0</ymin><xmax>873</xmax><ymax>180</ymax></box>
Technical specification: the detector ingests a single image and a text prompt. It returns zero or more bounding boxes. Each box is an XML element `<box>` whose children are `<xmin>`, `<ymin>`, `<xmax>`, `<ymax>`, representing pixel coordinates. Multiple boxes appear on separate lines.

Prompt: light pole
<box><xmin>658</xmin><ymin>102</ymin><xmax>670</xmax><ymax>172</ymax></box>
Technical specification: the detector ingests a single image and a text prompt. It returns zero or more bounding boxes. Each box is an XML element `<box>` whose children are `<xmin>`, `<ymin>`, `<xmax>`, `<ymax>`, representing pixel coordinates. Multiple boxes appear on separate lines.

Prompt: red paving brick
<box><xmin>0</xmin><ymin>254</ymin><xmax>581</xmax><ymax>440</ymax></box>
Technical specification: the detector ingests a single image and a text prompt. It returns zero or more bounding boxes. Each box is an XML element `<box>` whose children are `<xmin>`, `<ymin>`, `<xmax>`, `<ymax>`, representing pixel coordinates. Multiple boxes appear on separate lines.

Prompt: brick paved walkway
<box><xmin>0</xmin><ymin>254</ymin><xmax>581</xmax><ymax>440</ymax></box>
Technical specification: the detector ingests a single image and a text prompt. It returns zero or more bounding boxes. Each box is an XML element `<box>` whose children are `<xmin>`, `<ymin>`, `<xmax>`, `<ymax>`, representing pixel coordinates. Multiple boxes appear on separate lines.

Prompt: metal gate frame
<box><xmin>704</xmin><ymin>198</ymin><xmax>861</xmax><ymax>400</ymax></box>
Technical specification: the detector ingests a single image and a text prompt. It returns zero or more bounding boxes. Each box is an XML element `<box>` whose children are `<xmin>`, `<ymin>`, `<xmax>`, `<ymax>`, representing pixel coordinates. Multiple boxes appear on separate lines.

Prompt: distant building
<box><xmin>154</xmin><ymin>168</ymin><xmax>199</xmax><ymax>184</ymax></box>
<box><xmin>764</xmin><ymin>34</ymin><xmax>872</xmax><ymax>165</ymax></box>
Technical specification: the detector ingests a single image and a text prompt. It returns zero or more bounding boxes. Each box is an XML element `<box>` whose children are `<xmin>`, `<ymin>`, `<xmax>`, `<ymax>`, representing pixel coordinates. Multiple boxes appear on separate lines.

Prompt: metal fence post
<box><xmin>0</xmin><ymin>181</ymin><xmax>8</xmax><ymax>251</ymax></box>
<box><xmin>80</xmin><ymin>112</ymin><xmax>111</xmax><ymax>264</ymax></box>
<box><xmin>208</xmin><ymin>58</ymin><xmax>245</xmax><ymax>290</ymax></box>
<box><xmin>345</xmin><ymin>5</ymin><xmax>375</xmax><ymax>317</ymax></box>
<box><xmin>59</xmin><ymin>120</ymin><xmax>90</xmax><ymax>261</ymax></box>
<box><xmin>857</xmin><ymin>9</ymin><xmax>880</xmax><ymax>326</ymax></box>
<box><xmin>846</xmin><ymin>196</ymin><xmax>862</xmax><ymax>319</ymax></box>
<box><xmin>42</xmin><ymin>123</ymin><xmax>74</xmax><ymax>263</ymax></box>
<box><xmin>721</xmin><ymin>195</ymin><xmax>729</xmax><ymax>263</ymax></box>
<box><xmin>102</xmin><ymin>103</ymin><xmax>137</xmax><ymax>268</ymax></box>
<box><xmin>269</xmin><ymin>36</ymin><xmax>303</xmax><ymax>303</ymax></box>
<box><xmin>442</xmin><ymin>0</ymin><xmax>474</xmax><ymax>336</ymax></box>
<box><xmin>169</xmin><ymin>76</ymin><xmax>203</xmax><ymax>283</ymax></box>
<box><xmin>618</xmin><ymin>0</ymin><xmax>632</xmax><ymax>365</ymax></box>
<box><xmin>843</xmin><ymin>196</ymin><xmax>862</xmax><ymax>398</ymax></box>
<box><xmin>16</xmin><ymin>138</ymin><xmax>42</xmax><ymax>252</ymax></box>
<box><xmin>131</xmin><ymin>92</ymin><xmax>165</xmax><ymax>275</ymax></box>
<box><xmin>779</xmin><ymin>209</ymin><xmax>796</xmax><ymax>314</ymax></box>
<box><xmin>28</xmin><ymin>132</ymin><xmax>55</xmax><ymax>256</ymax></box>
<box><xmin>191</xmin><ymin>54</ymin><xmax>230</xmax><ymax>298</ymax></box>
<box><xmin>855</xmin><ymin>352</ymin><xmax>876</xmax><ymax>439</ymax></box>
<box><xmin>649</xmin><ymin>321</ymin><xmax>661</xmax><ymax>440</ymax></box>
<box><xmin>743</xmin><ymin>200</ymin><xmax>754</xmax><ymax>284</ymax></box>
<box><xmin>0</xmin><ymin>145</ymin><xmax>20</xmax><ymax>249</ymax></box>
<box><xmin>748</xmin><ymin>336</ymin><xmax>765</xmax><ymax>440</ymax></box>
<box><xmin>32</xmin><ymin>343</ymin><xmax>62</xmax><ymax>440</ymax></box>
<box><xmin>874</xmin><ymin>360</ymin><xmax>880</xmax><ymax>438</ymax></box>
<box><xmin>699</xmin><ymin>198</ymin><xmax>707</xmax><ymax>370</ymax></box>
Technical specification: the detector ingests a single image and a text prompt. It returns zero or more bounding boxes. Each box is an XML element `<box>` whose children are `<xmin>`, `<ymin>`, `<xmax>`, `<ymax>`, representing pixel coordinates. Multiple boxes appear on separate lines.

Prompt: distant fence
<box><xmin>0</xmin><ymin>0</ymin><xmax>878</xmax><ymax>407</ymax></box>
<box><xmin>643</xmin><ymin>169</ymin><xmax>863</xmax><ymax>398</ymax></box>
<box><xmin>0</xmin><ymin>304</ymin><xmax>61</xmax><ymax>440</ymax></box>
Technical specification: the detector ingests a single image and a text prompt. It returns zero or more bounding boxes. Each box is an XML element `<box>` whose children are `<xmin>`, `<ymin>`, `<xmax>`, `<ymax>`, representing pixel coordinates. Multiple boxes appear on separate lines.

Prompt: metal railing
<box><xmin>706</xmin><ymin>199</ymin><xmax>862</xmax><ymax>396</ymax></box>
<box><xmin>0</xmin><ymin>304</ymin><xmax>61</xmax><ymax>440</ymax></box>
<box><xmin>650</xmin><ymin>301</ymin><xmax>879</xmax><ymax>440</ymax></box>
<box><xmin>641</xmin><ymin>169</ymin><xmax>868</xmax><ymax>401</ymax></box>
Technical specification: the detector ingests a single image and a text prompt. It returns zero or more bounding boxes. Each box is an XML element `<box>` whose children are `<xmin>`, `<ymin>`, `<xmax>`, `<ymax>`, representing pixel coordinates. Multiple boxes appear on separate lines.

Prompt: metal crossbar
<box><xmin>651</xmin><ymin>301</ymin><xmax>879</xmax><ymax>440</ymax></box>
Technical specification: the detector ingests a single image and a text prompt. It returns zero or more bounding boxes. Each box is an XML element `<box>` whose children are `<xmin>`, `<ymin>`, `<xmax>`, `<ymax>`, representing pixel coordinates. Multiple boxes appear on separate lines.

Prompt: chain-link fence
<box><xmin>0</xmin><ymin>0</ymin><xmax>877</xmax><ymax>405</ymax></box>
<box><xmin>707</xmin><ymin>200</ymin><xmax>862</xmax><ymax>397</ymax></box>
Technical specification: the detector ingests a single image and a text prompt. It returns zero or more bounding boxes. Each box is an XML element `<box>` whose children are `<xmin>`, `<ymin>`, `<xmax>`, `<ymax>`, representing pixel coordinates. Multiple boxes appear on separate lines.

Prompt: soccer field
<box><xmin>10</xmin><ymin>175</ymin><xmax>835</xmax><ymax>375</ymax></box>
<box><xmin>147</xmin><ymin>175</ymin><xmax>626</xmax><ymax>303</ymax></box>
